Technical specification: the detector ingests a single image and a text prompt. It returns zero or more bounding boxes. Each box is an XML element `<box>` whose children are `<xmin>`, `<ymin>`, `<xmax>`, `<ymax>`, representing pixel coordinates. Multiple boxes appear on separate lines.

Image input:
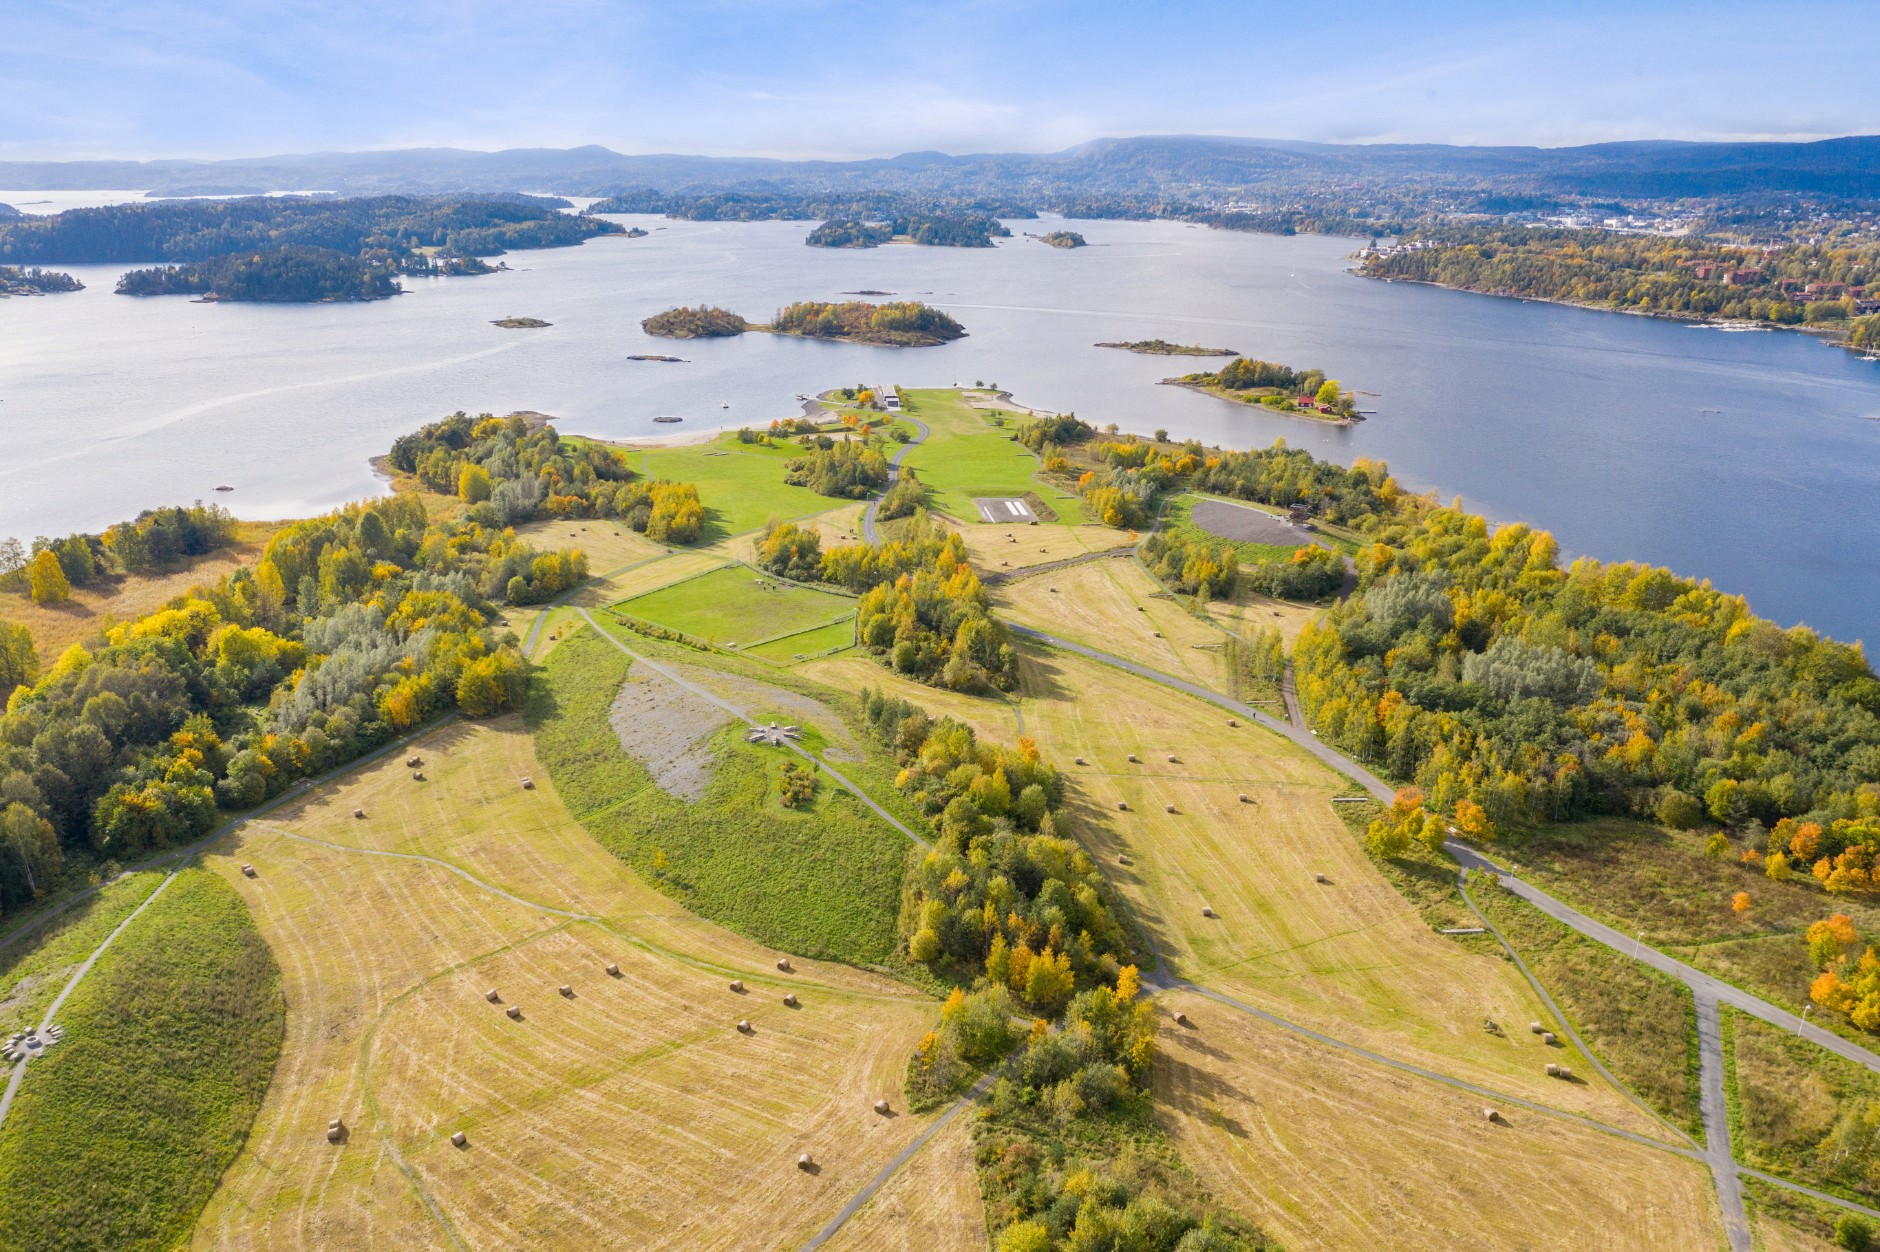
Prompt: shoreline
<box><xmin>1159</xmin><ymin>378</ymin><xmax>1360</xmax><ymax>426</ymax></box>
<box><xmin>1355</xmin><ymin>270</ymin><xmax>1875</xmax><ymax>356</ymax></box>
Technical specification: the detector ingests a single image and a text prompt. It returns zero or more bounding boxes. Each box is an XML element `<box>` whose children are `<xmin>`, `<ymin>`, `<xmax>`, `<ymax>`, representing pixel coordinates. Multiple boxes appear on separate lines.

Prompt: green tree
<box><xmin>0</xmin><ymin>620</ymin><xmax>36</xmax><ymax>698</ymax></box>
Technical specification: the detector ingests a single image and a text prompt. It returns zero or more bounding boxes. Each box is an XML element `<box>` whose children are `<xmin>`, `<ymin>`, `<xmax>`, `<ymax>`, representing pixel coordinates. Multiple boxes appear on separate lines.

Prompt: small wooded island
<box><xmin>805</xmin><ymin>214</ymin><xmax>1009</xmax><ymax>248</ymax></box>
<box><xmin>1167</xmin><ymin>355</ymin><xmax>1361</xmax><ymax>421</ymax></box>
<box><xmin>1097</xmin><ymin>339</ymin><xmax>1238</xmax><ymax>356</ymax></box>
<box><xmin>0</xmin><ymin>266</ymin><xmax>83</xmax><ymax>297</ymax></box>
<box><xmin>643</xmin><ymin>300</ymin><xmax>966</xmax><ymax>347</ymax></box>
<box><xmin>491</xmin><ymin>316</ymin><xmax>551</xmax><ymax>328</ymax></box>
<box><xmin>1039</xmin><ymin>230</ymin><xmax>1086</xmax><ymax>248</ymax></box>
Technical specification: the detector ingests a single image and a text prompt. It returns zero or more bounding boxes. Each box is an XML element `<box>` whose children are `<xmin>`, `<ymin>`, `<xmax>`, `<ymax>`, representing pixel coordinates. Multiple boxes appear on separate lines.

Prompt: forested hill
<box><xmin>0</xmin><ymin>194</ymin><xmax>622</xmax><ymax>266</ymax></box>
<box><xmin>116</xmin><ymin>247</ymin><xmax>400</xmax><ymax>302</ymax></box>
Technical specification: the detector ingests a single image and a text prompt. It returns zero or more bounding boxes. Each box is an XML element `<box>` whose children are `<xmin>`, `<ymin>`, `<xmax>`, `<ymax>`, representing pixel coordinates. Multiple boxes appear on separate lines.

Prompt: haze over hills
<box><xmin>6</xmin><ymin>133</ymin><xmax>1880</xmax><ymax>202</ymax></box>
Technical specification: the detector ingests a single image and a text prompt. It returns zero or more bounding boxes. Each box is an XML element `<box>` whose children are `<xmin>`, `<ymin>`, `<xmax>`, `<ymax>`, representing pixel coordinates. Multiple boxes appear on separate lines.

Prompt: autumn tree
<box><xmin>26</xmin><ymin>550</ymin><xmax>70</xmax><ymax>605</ymax></box>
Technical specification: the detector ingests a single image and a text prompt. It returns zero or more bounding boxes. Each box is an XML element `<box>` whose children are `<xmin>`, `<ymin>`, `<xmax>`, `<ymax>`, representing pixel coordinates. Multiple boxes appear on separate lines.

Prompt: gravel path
<box><xmin>861</xmin><ymin>414</ymin><xmax>929</xmax><ymax>544</ymax></box>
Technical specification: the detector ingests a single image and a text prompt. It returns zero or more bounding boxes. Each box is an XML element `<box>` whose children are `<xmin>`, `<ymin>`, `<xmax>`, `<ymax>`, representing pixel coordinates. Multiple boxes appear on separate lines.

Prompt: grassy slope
<box><xmin>618</xmin><ymin>563</ymin><xmax>853</xmax><ymax>647</ymax></box>
<box><xmin>0</xmin><ymin>866</ymin><xmax>284</xmax><ymax>1251</ymax></box>
<box><xmin>1727</xmin><ymin>1007</ymin><xmax>1880</xmax><ymax>1206</ymax></box>
<box><xmin>528</xmin><ymin>628</ymin><xmax>907</xmax><ymax>964</ymax></box>
<box><xmin>626</xmin><ymin>432</ymin><xmax>847</xmax><ymax>540</ymax></box>
<box><xmin>897</xmin><ymin>390</ymin><xmax>1084</xmax><ymax>523</ymax></box>
<box><xmin>0</xmin><ymin>870</ymin><xmax>167</xmax><ymax>1036</ymax></box>
<box><xmin>1500</xmin><ymin>818</ymin><xmax>1880</xmax><ymax>1044</ymax></box>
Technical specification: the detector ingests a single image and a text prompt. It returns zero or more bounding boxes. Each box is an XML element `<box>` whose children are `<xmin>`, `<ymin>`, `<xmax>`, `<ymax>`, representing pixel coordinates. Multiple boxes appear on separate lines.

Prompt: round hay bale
<box><xmin>1127</xmin><ymin>753</ymin><xmax>1139</xmax><ymax>763</ymax></box>
<box><xmin>737</xmin><ymin>1019</ymin><xmax>751</xmax><ymax>1033</ymax></box>
<box><xmin>1529</xmin><ymin>1022</ymin><xmax>1543</xmax><ymax>1034</ymax></box>
<box><xmin>1116</xmin><ymin>800</ymin><xmax>1128</xmax><ymax>811</ymax></box>
<box><xmin>1165</xmin><ymin>804</ymin><xmax>1177</xmax><ymax>814</ymax></box>
<box><xmin>1166</xmin><ymin>754</ymin><xmax>1177</xmax><ymax>763</ymax></box>
<box><xmin>327</xmin><ymin>1126</ymin><xmax>344</xmax><ymax>1142</ymax></box>
<box><xmin>413</xmin><ymin>771</ymin><xmax>425</xmax><ymax>781</ymax></box>
<box><xmin>241</xmin><ymin>863</ymin><xmax>256</xmax><ymax>877</ymax></box>
<box><xmin>783</xmin><ymin>992</ymin><xmax>798</xmax><ymax>1007</ymax></box>
<box><xmin>521</xmin><ymin>777</ymin><xmax>534</xmax><ymax>790</ymax></box>
<box><xmin>798</xmin><ymin>1153</ymin><xmax>813</xmax><ymax>1170</ymax></box>
<box><xmin>1559</xmin><ymin>1067</ymin><xmax>1573</xmax><ymax>1080</ymax></box>
<box><xmin>1541</xmin><ymin>1031</ymin><xmax>1556</xmax><ymax>1046</ymax></box>
<box><xmin>1483</xmin><ymin>1108</ymin><xmax>1497</xmax><ymax>1122</ymax></box>
<box><xmin>505</xmin><ymin>1005</ymin><xmax>521</xmax><ymax>1020</ymax></box>
<box><xmin>1545</xmin><ymin>1063</ymin><xmax>1560</xmax><ymax>1077</ymax></box>
<box><xmin>1073</xmin><ymin>756</ymin><xmax>1086</xmax><ymax>765</ymax></box>
<box><xmin>730</xmin><ymin>979</ymin><xmax>745</xmax><ymax>993</ymax></box>
<box><xmin>606</xmin><ymin>963</ymin><xmax>620</xmax><ymax>977</ymax></box>
<box><xmin>486</xmin><ymin>989</ymin><xmax>500</xmax><ymax>1003</ymax></box>
<box><xmin>1119</xmin><ymin>854</ymin><xmax>1131</xmax><ymax>865</ymax></box>
<box><xmin>1173</xmin><ymin>1011</ymin><xmax>1191</xmax><ymax>1026</ymax></box>
<box><xmin>1227</xmin><ymin>718</ymin><xmax>1238</xmax><ymax>727</ymax></box>
<box><xmin>874</xmin><ymin>1099</ymin><xmax>890</xmax><ymax>1115</ymax></box>
<box><xmin>406</xmin><ymin>756</ymin><xmax>420</xmax><ymax>768</ymax></box>
<box><xmin>1136</xmin><ymin>606</ymin><xmax>1145</xmax><ymax>612</ymax></box>
<box><xmin>1153</xmin><ymin>631</ymin><xmax>1162</xmax><ymax>638</ymax></box>
<box><xmin>560</xmin><ymin>984</ymin><xmax>573</xmax><ymax>998</ymax></box>
<box><xmin>354</xmin><ymin>808</ymin><xmax>366</xmax><ymax>820</ymax></box>
<box><xmin>1314</xmin><ymin>872</ymin><xmax>1328</xmax><ymax>883</ymax></box>
<box><xmin>776</xmin><ymin>958</ymin><xmax>793</xmax><ymax>973</ymax></box>
<box><xmin>1238</xmin><ymin>793</ymin><xmax>1250</xmax><ymax>803</ymax></box>
<box><xmin>1049</xmin><ymin>587</ymin><xmax>1058</xmax><ymax>594</ymax></box>
<box><xmin>329</xmin><ymin>1117</ymin><xmax>344</xmax><ymax>1131</ymax></box>
<box><xmin>1201</xmin><ymin>905</ymin><xmax>1216</xmax><ymax>918</ymax></box>
<box><xmin>451</xmin><ymin>1131</ymin><xmax>467</xmax><ymax>1148</ymax></box>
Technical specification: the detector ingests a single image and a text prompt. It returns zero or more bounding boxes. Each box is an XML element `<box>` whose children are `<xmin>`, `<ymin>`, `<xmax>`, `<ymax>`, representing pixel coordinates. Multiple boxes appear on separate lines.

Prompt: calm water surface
<box><xmin>2</xmin><ymin>213</ymin><xmax>1877</xmax><ymax>643</ymax></box>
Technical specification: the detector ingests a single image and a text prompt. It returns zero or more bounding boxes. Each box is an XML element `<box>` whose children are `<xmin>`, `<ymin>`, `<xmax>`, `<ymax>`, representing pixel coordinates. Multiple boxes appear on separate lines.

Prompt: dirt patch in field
<box><xmin>608</xmin><ymin>668</ymin><xmax>732</xmax><ymax>802</ymax></box>
<box><xmin>667</xmin><ymin>661</ymin><xmax>858</xmax><ymax>753</ymax></box>
<box><xmin>1188</xmin><ymin>498</ymin><xmax>1310</xmax><ymax>546</ymax></box>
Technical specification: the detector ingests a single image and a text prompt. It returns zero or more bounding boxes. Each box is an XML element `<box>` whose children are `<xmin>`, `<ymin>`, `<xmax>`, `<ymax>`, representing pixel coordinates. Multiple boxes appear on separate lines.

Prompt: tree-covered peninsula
<box><xmin>1168</xmin><ymin>355</ymin><xmax>1360</xmax><ymax>420</ymax></box>
<box><xmin>0</xmin><ymin>266</ymin><xmax>83</xmax><ymax>296</ymax></box>
<box><xmin>116</xmin><ymin>247</ymin><xmax>400</xmax><ymax>302</ymax></box>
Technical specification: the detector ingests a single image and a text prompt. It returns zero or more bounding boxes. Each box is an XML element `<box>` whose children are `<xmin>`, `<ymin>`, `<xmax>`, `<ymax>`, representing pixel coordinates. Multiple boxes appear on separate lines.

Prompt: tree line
<box><xmin>0</xmin><ymin>266</ymin><xmax>82</xmax><ymax>296</ymax></box>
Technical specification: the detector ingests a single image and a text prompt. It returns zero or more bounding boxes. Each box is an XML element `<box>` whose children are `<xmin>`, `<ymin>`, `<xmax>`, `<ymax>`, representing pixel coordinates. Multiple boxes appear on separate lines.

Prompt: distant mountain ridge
<box><xmin>4</xmin><ymin>134</ymin><xmax>1879</xmax><ymax>200</ymax></box>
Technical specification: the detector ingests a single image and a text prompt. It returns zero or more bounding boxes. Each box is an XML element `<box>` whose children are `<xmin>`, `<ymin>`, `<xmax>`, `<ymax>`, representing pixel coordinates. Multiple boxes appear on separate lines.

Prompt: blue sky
<box><xmin>3</xmin><ymin>1</ymin><xmax>1877</xmax><ymax>160</ymax></box>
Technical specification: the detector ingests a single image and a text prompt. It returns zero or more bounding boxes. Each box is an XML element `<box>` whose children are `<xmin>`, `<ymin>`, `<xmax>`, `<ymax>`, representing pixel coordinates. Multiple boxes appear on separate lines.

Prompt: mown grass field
<box><xmin>194</xmin><ymin>713</ymin><xmax>938</xmax><ymax>1250</ymax></box>
<box><xmin>625</xmin><ymin>432</ymin><xmax>849</xmax><ymax>540</ymax></box>
<box><xmin>747</xmin><ymin>617</ymin><xmax>856</xmax><ymax>664</ymax></box>
<box><xmin>993</xmin><ymin>555</ymin><xmax>1233</xmax><ymax>694</ymax></box>
<box><xmin>616</xmin><ymin>563</ymin><xmax>855</xmax><ymax>650</ymax></box>
<box><xmin>1005</xmin><ymin>642</ymin><xmax>1673</xmax><ymax>1136</ymax></box>
<box><xmin>530</xmin><ymin>627</ymin><xmax>906</xmax><ymax>964</ymax></box>
<box><xmin>0</xmin><ymin>869</ymin><xmax>166</xmax><ymax>1036</ymax></box>
<box><xmin>1726</xmin><ymin>1008</ymin><xmax>1880</xmax><ymax>1206</ymax></box>
<box><xmin>897</xmin><ymin>389</ymin><xmax>1083</xmax><ymax>523</ymax></box>
<box><xmin>510</xmin><ymin>516</ymin><xmax>665</xmax><ymax>571</ymax></box>
<box><xmin>953</xmin><ymin>519</ymin><xmax>1137</xmax><ymax>574</ymax></box>
<box><xmin>820</xmin><ymin>1112</ymin><xmax>986</xmax><ymax>1252</ymax></box>
<box><xmin>0</xmin><ymin>866</ymin><xmax>283</xmax><ymax>1252</ymax></box>
<box><xmin>1153</xmin><ymin>987</ymin><xmax>1723</xmax><ymax>1251</ymax></box>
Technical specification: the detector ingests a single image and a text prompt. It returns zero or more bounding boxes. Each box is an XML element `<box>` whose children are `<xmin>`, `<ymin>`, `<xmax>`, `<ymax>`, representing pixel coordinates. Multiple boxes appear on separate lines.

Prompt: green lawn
<box><xmin>526</xmin><ymin>629</ymin><xmax>908</xmax><ymax>964</ymax></box>
<box><xmin>615</xmin><ymin>563</ymin><xmax>855</xmax><ymax>649</ymax></box>
<box><xmin>0</xmin><ymin>866</ymin><xmax>284</xmax><ymax>1252</ymax></box>
<box><xmin>626</xmin><ymin>432</ymin><xmax>839</xmax><ymax>540</ymax></box>
<box><xmin>746</xmin><ymin>618</ymin><xmax>857</xmax><ymax>664</ymax></box>
<box><xmin>897</xmin><ymin>389</ymin><xmax>1084</xmax><ymax>523</ymax></box>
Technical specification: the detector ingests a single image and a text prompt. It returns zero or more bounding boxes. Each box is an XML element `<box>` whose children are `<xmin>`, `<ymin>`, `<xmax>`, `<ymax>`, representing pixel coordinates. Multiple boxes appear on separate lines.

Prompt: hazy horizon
<box><xmin>4</xmin><ymin>0</ymin><xmax>1877</xmax><ymax>163</ymax></box>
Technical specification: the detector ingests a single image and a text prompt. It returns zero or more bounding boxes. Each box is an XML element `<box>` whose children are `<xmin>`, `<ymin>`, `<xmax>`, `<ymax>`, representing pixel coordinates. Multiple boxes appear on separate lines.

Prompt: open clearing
<box><xmin>0</xmin><ymin>870</ymin><xmax>167</xmax><ymax>1036</ymax></box>
<box><xmin>193</xmin><ymin>715</ymin><xmax>938</xmax><ymax>1250</ymax></box>
<box><xmin>616</xmin><ymin>563</ymin><xmax>854</xmax><ymax>650</ymax></box>
<box><xmin>1154</xmin><ymin>988</ymin><xmax>1722</xmax><ymax>1250</ymax></box>
<box><xmin>954</xmin><ymin>519</ymin><xmax>1138</xmax><ymax>576</ymax></box>
<box><xmin>896</xmin><ymin>389</ymin><xmax>1083</xmax><ymax>523</ymax></box>
<box><xmin>624</xmin><ymin>432</ymin><xmax>850</xmax><ymax>540</ymax></box>
<box><xmin>510</xmin><ymin>517</ymin><xmax>665</xmax><ymax>572</ymax></box>
<box><xmin>0</xmin><ymin>520</ymin><xmax>276</xmax><ymax>665</ymax></box>
<box><xmin>1205</xmin><ymin>582</ymin><xmax>1325</xmax><ymax>650</ymax></box>
<box><xmin>994</xmin><ymin>556</ymin><xmax>1232</xmax><ymax>693</ymax></box>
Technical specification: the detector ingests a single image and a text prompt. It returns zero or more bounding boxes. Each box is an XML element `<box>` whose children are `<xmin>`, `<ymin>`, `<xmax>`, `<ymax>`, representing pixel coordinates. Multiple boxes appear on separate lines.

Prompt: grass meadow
<box><xmin>0</xmin><ymin>866</ymin><xmax>284</xmax><ymax>1251</ymax></box>
<box><xmin>626</xmin><ymin>432</ymin><xmax>848</xmax><ymax>540</ymax></box>
<box><xmin>1726</xmin><ymin>1007</ymin><xmax>1880</xmax><ymax>1206</ymax></box>
<box><xmin>897</xmin><ymin>389</ymin><xmax>1083</xmax><ymax>523</ymax></box>
<box><xmin>615</xmin><ymin>563</ymin><xmax>854</xmax><ymax>649</ymax></box>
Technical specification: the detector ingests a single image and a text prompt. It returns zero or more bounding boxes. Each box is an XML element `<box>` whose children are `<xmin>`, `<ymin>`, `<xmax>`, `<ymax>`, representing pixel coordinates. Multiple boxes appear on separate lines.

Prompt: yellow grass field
<box><xmin>993</xmin><ymin>557</ymin><xmax>1232</xmax><ymax>693</ymax></box>
<box><xmin>192</xmin><ymin>718</ymin><xmax>939</xmax><ymax>1250</ymax></box>
<box><xmin>1205</xmin><ymin>583</ymin><xmax>1324</xmax><ymax>650</ymax></box>
<box><xmin>1154</xmin><ymin>989</ymin><xmax>1723</xmax><ymax>1251</ymax></box>
<box><xmin>796</xmin><ymin>654</ymin><xmax>1025</xmax><ymax>742</ymax></box>
<box><xmin>953</xmin><ymin>521</ymin><xmax>1137</xmax><ymax>574</ymax></box>
<box><xmin>1007</xmin><ymin>644</ymin><xmax>1676</xmax><ymax>1137</ymax></box>
<box><xmin>586</xmin><ymin>550</ymin><xmax>728</xmax><ymax>604</ymax></box>
<box><xmin>715</xmin><ymin>502</ymin><xmax>867</xmax><ymax>566</ymax></box>
<box><xmin>0</xmin><ymin>521</ymin><xmax>277</xmax><ymax>664</ymax></box>
<box><xmin>821</xmin><ymin>1113</ymin><xmax>987</xmax><ymax>1252</ymax></box>
<box><xmin>510</xmin><ymin>517</ymin><xmax>665</xmax><ymax>573</ymax></box>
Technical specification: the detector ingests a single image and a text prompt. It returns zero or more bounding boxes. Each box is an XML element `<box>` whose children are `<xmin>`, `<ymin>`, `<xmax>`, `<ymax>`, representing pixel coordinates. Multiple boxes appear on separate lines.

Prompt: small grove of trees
<box><xmin>0</xmin><ymin>620</ymin><xmax>36</xmax><ymax>700</ymax></box>
<box><xmin>783</xmin><ymin>438</ymin><xmax>890</xmax><ymax>498</ymax></box>
<box><xmin>877</xmin><ymin>468</ymin><xmax>929</xmax><ymax>520</ymax></box>
<box><xmin>757</xmin><ymin>521</ymin><xmax>823</xmax><ymax>581</ymax></box>
<box><xmin>864</xmin><ymin>688</ymin><xmax>1132</xmax><ymax>1008</ymax></box>
<box><xmin>0</xmin><ymin>503</ymin><xmax>242</xmax><ymax>603</ymax></box>
<box><xmin>1139</xmin><ymin>531</ymin><xmax>1239</xmax><ymax>602</ymax></box>
<box><xmin>1243</xmin><ymin>544</ymin><xmax>1345</xmax><ymax>601</ymax></box>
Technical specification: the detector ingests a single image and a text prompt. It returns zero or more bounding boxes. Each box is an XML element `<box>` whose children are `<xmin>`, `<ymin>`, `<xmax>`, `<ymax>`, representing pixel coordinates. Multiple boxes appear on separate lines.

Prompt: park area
<box><xmin>613</xmin><ymin>563</ymin><xmax>855</xmax><ymax>652</ymax></box>
<box><xmin>897</xmin><ymin>390</ymin><xmax>1084</xmax><ymax>523</ymax></box>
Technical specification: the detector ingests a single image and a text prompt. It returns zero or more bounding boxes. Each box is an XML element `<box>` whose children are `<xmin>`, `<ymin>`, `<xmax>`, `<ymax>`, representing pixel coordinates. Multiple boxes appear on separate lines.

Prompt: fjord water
<box><xmin>2</xmin><ymin>215</ymin><xmax>1877</xmax><ymax>643</ymax></box>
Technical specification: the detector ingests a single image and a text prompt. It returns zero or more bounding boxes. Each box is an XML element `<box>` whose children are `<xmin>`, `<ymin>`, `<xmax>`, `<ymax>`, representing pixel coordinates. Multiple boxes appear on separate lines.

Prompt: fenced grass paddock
<box><xmin>615</xmin><ymin>564</ymin><xmax>854</xmax><ymax>651</ymax></box>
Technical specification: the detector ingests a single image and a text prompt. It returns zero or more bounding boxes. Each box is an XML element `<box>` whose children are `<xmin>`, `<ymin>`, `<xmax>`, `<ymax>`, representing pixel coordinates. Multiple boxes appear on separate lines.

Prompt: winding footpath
<box><xmin>859</xmin><ymin>412</ymin><xmax>929</xmax><ymax>544</ymax></box>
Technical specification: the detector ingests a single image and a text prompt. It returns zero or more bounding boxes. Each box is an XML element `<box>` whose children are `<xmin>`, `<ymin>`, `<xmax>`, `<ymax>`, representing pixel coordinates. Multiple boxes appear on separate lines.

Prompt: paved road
<box><xmin>860</xmin><ymin>413</ymin><xmax>929</xmax><ymax>544</ymax></box>
<box><xmin>1280</xmin><ymin>661</ymin><xmax>1304</xmax><ymax>728</ymax></box>
<box><xmin>1696</xmin><ymin>992</ymin><xmax>1754</xmax><ymax>1252</ymax></box>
